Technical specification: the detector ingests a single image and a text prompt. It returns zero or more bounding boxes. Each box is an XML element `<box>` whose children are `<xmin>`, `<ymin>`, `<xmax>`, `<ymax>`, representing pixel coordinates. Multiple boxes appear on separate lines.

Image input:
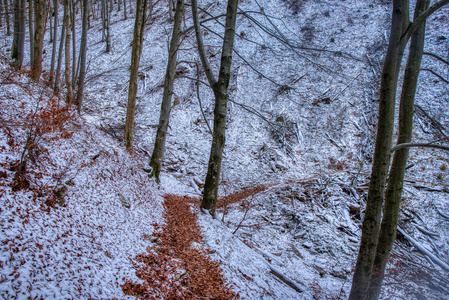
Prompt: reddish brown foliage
<box><xmin>217</xmin><ymin>185</ymin><xmax>266</xmax><ymax>209</ymax></box>
<box><xmin>122</xmin><ymin>195</ymin><xmax>238</xmax><ymax>299</ymax></box>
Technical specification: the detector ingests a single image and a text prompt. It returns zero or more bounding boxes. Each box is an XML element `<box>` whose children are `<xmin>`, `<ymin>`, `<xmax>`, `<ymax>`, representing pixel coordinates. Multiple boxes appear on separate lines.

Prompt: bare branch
<box><xmin>423</xmin><ymin>52</ymin><xmax>449</xmax><ymax>66</ymax></box>
<box><xmin>402</xmin><ymin>0</ymin><xmax>449</xmax><ymax>43</ymax></box>
<box><xmin>420</xmin><ymin>68</ymin><xmax>449</xmax><ymax>84</ymax></box>
<box><xmin>191</xmin><ymin>0</ymin><xmax>217</xmax><ymax>86</ymax></box>
<box><xmin>391</xmin><ymin>142</ymin><xmax>449</xmax><ymax>152</ymax></box>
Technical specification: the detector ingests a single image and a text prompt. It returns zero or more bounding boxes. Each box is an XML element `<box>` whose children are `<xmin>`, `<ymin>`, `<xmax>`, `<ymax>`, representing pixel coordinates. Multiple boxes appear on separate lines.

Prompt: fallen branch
<box><xmin>416</xmin><ymin>225</ymin><xmax>440</xmax><ymax>238</ymax></box>
<box><xmin>435</xmin><ymin>205</ymin><xmax>449</xmax><ymax>220</ymax></box>
<box><xmin>397</xmin><ymin>227</ymin><xmax>449</xmax><ymax>272</ymax></box>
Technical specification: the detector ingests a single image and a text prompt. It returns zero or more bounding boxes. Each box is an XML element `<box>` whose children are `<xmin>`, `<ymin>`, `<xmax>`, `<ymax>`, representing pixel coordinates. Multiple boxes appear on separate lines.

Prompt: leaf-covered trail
<box><xmin>122</xmin><ymin>194</ymin><xmax>238</xmax><ymax>299</ymax></box>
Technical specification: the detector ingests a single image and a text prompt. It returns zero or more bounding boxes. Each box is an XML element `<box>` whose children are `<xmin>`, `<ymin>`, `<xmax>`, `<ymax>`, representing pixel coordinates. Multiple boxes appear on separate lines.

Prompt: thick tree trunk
<box><xmin>11</xmin><ymin>0</ymin><xmax>25</xmax><ymax>69</ymax></box>
<box><xmin>64</xmin><ymin>0</ymin><xmax>73</xmax><ymax>103</ymax></box>
<box><xmin>49</xmin><ymin>0</ymin><xmax>58</xmax><ymax>84</ymax></box>
<box><xmin>149</xmin><ymin>0</ymin><xmax>184</xmax><ymax>182</ymax></box>
<box><xmin>124</xmin><ymin>0</ymin><xmax>147</xmax><ymax>149</ymax></box>
<box><xmin>28</xmin><ymin>0</ymin><xmax>34</xmax><ymax>66</ymax></box>
<box><xmin>349</xmin><ymin>1</ymin><xmax>410</xmax><ymax>299</ymax></box>
<box><xmin>75</xmin><ymin>0</ymin><xmax>88</xmax><ymax>112</ymax></box>
<box><xmin>31</xmin><ymin>0</ymin><xmax>45</xmax><ymax>80</ymax></box>
<box><xmin>366</xmin><ymin>1</ymin><xmax>429</xmax><ymax>299</ymax></box>
<box><xmin>192</xmin><ymin>0</ymin><xmax>238</xmax><ymax>217</ymax></box>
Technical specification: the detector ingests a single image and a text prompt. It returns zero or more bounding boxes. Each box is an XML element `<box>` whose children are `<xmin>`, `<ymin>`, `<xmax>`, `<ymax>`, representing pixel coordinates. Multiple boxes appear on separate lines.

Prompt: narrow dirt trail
<box><xmin>122</xmin><ymin>194</ymin><xmax>238</xmax><ymax>299</ymax></box>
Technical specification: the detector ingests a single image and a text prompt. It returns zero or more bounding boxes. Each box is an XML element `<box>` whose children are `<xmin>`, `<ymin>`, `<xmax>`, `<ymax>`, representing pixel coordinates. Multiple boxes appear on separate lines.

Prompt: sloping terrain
<box><xmin>1</xmin><ymin>0</ymin><xmax>449</xmax><ymax>299</ymax></box>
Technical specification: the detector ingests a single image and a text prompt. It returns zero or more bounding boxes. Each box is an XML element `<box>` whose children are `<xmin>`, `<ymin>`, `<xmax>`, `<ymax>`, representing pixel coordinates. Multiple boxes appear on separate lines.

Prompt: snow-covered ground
<box><xmin>1</xmin><ymin>0</ymin><xmax>449</xmax><ymax>299</ymax></box>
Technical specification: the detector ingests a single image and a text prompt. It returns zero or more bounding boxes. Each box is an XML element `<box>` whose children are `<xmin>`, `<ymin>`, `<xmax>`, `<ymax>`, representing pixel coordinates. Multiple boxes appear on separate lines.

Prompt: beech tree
<box><xmin>191</xmin><ymin>0</ymin><xmax>239</xmax><ymax>216</ymax></box>
<box><xmin>148</xmin><ymin>0</ymin><xmax>184</xmax><ymax>182</ymax></box>
<box><xmin>349</xmin><ymin>1</ymin><xmax>449</xmax><ymax>299</ymax></box>
<box><xmin>75</xmin><ymin>0</ymin><xmax>89</xmax><ymax>112</ymax></box>
<box><xmin>64</xmin><ymin>0</ymin><xmax>73</xmax><ymax>103</ymax></box>
<box><xmin>11</xmin><ymin>0</ymin><xmax>25</xmax><ymax>69</ymax></box>
<box><xmin>31</xmin><ymin>0</ymin><xmax>46</xmax><ymax>80</ymax></box>
<box><xmin>49</xmin><ymin>0</ymin><xmax>58</xmax><ymax>84</ymax></box>
<box><xmin>124</xmin><ymin>0</ymin><xmax>147</xmax><ymax>149</ymax></box>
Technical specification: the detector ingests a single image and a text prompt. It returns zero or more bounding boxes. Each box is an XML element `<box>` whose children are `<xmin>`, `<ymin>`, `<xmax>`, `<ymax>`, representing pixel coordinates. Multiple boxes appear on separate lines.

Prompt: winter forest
<box><xmin>0</xmin><ymin>0</ymin><xmax>448</xmax><ymax>298</ymax></box>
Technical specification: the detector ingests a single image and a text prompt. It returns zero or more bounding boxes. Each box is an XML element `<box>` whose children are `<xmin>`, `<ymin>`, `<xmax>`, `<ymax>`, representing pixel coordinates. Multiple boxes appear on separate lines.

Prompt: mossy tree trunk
<box><xmin>192</xmin><ymin>0</ymin><xmax>239</xmax><ymax>217</ymax></box>
<box><xmin>366</xmin><ymin>1</ymin><xmax>429</xmax><ymax>299</ymax></box>
<box><xmin>349</xmin><ymin>0</ymin><xmax>449</xmax><ymax>299</ymax></box>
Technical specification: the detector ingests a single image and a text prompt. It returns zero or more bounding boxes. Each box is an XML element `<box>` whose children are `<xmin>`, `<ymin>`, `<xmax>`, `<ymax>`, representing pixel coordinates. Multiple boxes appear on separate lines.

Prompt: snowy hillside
<box><xmin>1</xmin><ymin>0</ymin><xmax>449</xmax><ymax>299</ymax></box>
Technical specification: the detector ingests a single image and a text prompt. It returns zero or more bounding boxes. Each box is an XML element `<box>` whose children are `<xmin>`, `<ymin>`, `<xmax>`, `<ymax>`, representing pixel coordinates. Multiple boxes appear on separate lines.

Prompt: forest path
<box><xmin>122</xmin><ymin>194</ymin><xmax>238</xmax><ymax>299</ymax></box>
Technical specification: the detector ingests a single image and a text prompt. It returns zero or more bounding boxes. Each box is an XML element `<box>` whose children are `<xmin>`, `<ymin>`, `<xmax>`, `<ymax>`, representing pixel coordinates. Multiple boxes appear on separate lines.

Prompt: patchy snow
<box><xmin>1</xmin><ymin>0</ymin><xmax>449</xmax><ymax>299</ymax></box>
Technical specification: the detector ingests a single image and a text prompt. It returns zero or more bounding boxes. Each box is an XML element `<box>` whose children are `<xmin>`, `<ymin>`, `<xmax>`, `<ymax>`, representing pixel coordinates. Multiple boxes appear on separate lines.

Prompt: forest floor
<box><xmin>1</xmin><ymin>0</ymin><xmax>449</xmax><ymax>299</ymax></box>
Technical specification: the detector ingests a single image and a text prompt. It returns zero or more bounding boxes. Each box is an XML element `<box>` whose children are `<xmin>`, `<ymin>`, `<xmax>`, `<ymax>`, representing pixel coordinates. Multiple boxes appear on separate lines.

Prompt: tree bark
<box><xmin>3</xmin><ymin>0</ymin><xmax>11</xmax><ymax>35</ymax></box>
<box><xmin>191</xmin><ymin>0</ymin><xmax>239</xmax><ymax>217</ymax></box>
<box><xmin>64</xmin><ymin>0</ymin><xmax>73</xmax><ymax>103</ymax></box>
<box><xmin>71</xmin><ymin>0</ymin><xmax>76</xmax><ymax>86</ymax></box>
<box><xmin>124</xmin><ymin>0</ymin><xmax>147</xmax><ymax>149</ymax></box>
<box><xmin>105</xmin><ymin>0</ymin><xmax>111</xmax><ymax>52</ymax></box>
<box><xmin>28</xmin><ymin>0</ymin><xmax>34</xmax><ymax>67</ymax></box>
<box><xmin>75</xmin><ymin>0</ymin><xmax>88</xmax><ymax>112</ymax></box>
<box><xmin>11</xmin><ymin>0</ymin><xmax>25</xmax><ymax>69</ymax></box>
<box><xmin>366</xmin><ymin>1</ymin><xmax>429</xmax><ymax>299</ymax></box>
<box><xmin>54</xmin><ymin>19</ymin><xmax>65</xmax><ymax>93</ymax></box>
<box><xmin>149</xmin><ymin>0</ymin><xmax>184</xmax><ymax>182</ymax></box>
<box><xmin>31</xmin><ymin>0</ymin><xmax>45</xmax><ymax>80</ymax></box>
<box><xmin>349</xmin><ymin>1</ymin><xmax>410</xmax><ymax>299</ymax></box>
<box><xmin>49</xmin><ymin>0</ymin><xmax>58</xmax><ymax>84</ymax></box>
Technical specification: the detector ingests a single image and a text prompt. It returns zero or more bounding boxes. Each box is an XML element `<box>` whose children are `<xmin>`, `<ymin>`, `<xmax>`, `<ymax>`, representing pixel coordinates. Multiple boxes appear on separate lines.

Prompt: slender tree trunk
<box><xmin>0</xmin><ymin>0</ymin><xmax>3</xmax><ymax>27</ymax></box>
<box><xmin>11</xmin><ymin>0</ymin><xmax>25</xmax><ymax>69</ymax></box>
<box><xmin>64</xmin><ymin>0</ymin><xmax>73</xmax><ymax>103</ymax></box>
<box><xmin>49</xmin><ymin>0</ymin><xmax>58</xmax><ymax>84</ymax></box>
<box><xmin>54</xmin><ymin>20</ymin><xmax>65</xmax><ymax>93</ymax></box>
<box><xmin>31</xmin><ymin>0</ymin><xmax>45</xmax><ymax>80</ymax></box>
<box><xmin>349</xmin><ymin>1</ymin><xmax>410</xmax><ymax>299</ymax></box>
<box><xmin>124</xmin><ymin>0</ymin><xmax>147</xmax><ymax>149</ymax></box>
<box><xmin>123</xmin><ymin>0</ymin><xmax>126</xmax><ymax>19</ymax></box>
<box><xmin>149</xmin><ymin>0</ymin><xmax>184</xmax><ymax>182</ymax></box>
<box><xmin>366</xmin><ymin>1</ymin><xmax>429</xmax><ymax>299</ymax></box>
<box><xmin>101</xmin><ymin>0</ymin><xmax>105</xmax><ymax>40</ymax></box>
<box><xmin>28</xmin><ymin>0</ymin><xmax>34</xmax><ymax>66</ymax></box>
<box><xmin>4</xmin><ymin>0</ymin><xmax>11</xmax><ymax>35</ymax></box>
<box><xmin>105</xmin><ymin>0</ymin><xmax>110</xmax><ymax>52</ymax></box>
<box><xmin>71</xmin><ymin>0</ymin><xmax>76</xmax><ymax>86</ymax></box>
<box><xmin>191</xmin><ymin>0</ymin><xmax>239</xmax><ymax>216</ymax></box>
<box><xmin>75</xmin><ymin>0</ymin><xmax>88</xmax><ymax>112</ymax></box>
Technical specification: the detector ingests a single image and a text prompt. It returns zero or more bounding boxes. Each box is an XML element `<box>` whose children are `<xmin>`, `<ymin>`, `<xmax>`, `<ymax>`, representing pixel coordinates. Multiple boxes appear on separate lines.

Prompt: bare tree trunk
<box><xmin>31</xmin><ymin>0</ymin><xmax>45</xmax><ymax>80</ymax></box>
<box><xmin>366</xmin><ymin>1</ymin><xmax>429</xmax><ymax>299</ymax></box>
<box><xmin>54</xmin><ymin>20</ymin><xmax>65</xmax><ymax>93</ymax></box>
<box><xmin>123</xmin><ymin>0</ymin><xmax>127</xmax><ymax>19</ymax></box>
<box><xmin>349</xmin><ymin>1</ymin><xmax>410</xmax><ymax>299</ymax></box>
<box><xmin>149</xmin><ymin>0</ymin><xmax>184</xmax><ymax>182</ymax></box>
<box><xmin>101</xmin><ymin>0</ymin><xmax>105</xmax><ymax>40</ymax></box>
<box><xmin>75</xmin><ymin>0</ymin><xmax>88</xmax><ymax>112</ymax></box>
<box><xmin>0</xmin><ymin>0</ymin><xmax>3</xmax><ymax>27</ymax></box>
<box><xmin>71</xmin><ymin>0</ymin><xmax>76</xmax><ymax>86</ymax></box>
<box><xmin>28</xmin><ymin>0</ymin><xmax>34</xmax><ymax>66</ymax></box>
<box><xmin>64</xmin><ymin>0</ymin><xmax>73</xmax><ymax>103</ymax></box>
<box><xmin>11</xmin><ymin>0</ymin><xmax>25</xmax><ymax>69</ymax></box>
<box><xmin>123</xmin><ymin>0</ymin><xmax>147</xmax><ymax>149</ymax></box>
<box><xmin>349</xmin><ymin>1</ymin><xmax>449</xmax><ymax>299</ymax></box>
<box><xmin>3</xmin><ymin>0</ymin><xmax>11</xmax><ymax>35</ymax></box>
<box><xmin>191</xmin><ymin>0</ymin><xmax>239</xmax><ymax>216</ymax></box>
<box><xmin>49</xmin><ymin>0</ymin><xmax>58</xmax><ymax>84</ymax></box>
<box><xmin>168</xmin><ymin>0</ymin><xmax>174</xmax><ymax>21</ymax></box>
<box><xmin>105</xmin><ymin>0</ymin><xmax>110</xmax><ymax>52</ymax></box>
